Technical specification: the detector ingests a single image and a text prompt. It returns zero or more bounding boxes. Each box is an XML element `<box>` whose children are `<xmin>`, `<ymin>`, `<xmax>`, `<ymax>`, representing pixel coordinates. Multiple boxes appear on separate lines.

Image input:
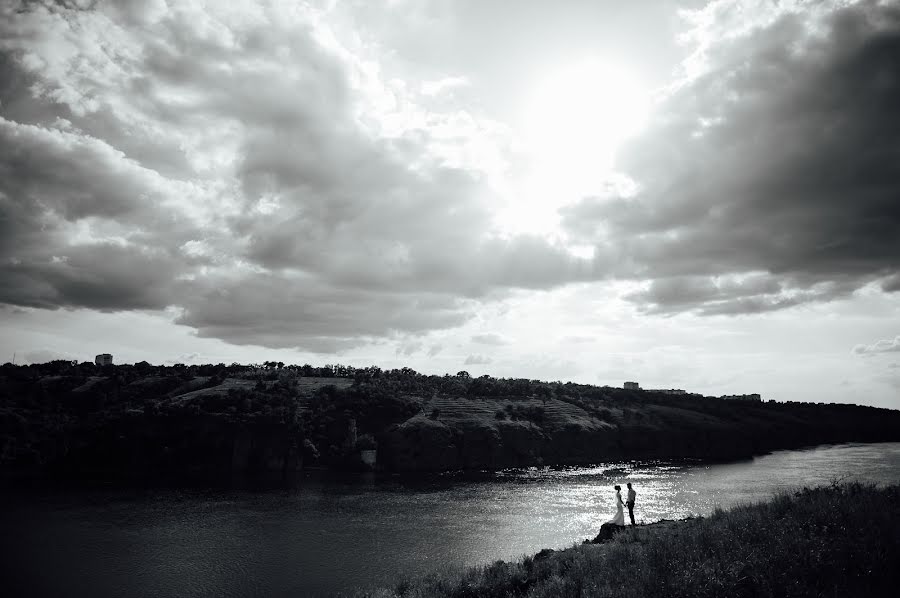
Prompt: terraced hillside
<box><xmin>2</xmin><ymin>362</ymin><xmax>900</xmax><ymax>480</ymax></box>
<box><xmin>166</xmin><ymin>376</ymin><xmax>352</xmax><ymax>409</ymax></box>
<box><xmin>363</xmin><ymin>375</ymin><xmax>900</xmax><ymax>471</ymax></box>
<box><xmin>422</xmin><ymin>395</ymin><xmax>606</xmax><ymax>429</ymax></box>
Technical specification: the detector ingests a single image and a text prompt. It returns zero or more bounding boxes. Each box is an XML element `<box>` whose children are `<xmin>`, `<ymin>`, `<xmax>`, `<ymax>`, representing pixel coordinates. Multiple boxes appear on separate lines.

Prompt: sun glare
<box><xmin>502</xmin><ymin>58</ymin><xmax>650</xmax><ymax>236</ymax></box>
<box><xmin>524</xmin><ymin>58</ymin><xmax>649</xmax><ymax>173</ymax></box>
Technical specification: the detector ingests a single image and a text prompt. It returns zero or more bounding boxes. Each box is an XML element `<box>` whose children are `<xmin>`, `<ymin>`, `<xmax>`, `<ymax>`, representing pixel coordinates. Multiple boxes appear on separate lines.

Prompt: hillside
<box><xmin>375</xmin><ymin>377</ymin><xmax>899</xmax><ymax>471</ymax></box>
<box><xmin>1</xmin><ymin>361</ymin><xmax>899</xmax><ymax>482</ymax></box>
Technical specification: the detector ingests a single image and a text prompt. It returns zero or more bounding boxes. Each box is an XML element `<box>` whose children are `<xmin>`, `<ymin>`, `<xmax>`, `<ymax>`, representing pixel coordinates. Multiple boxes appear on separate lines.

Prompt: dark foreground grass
<box><xmin>348</xmin><ymin>482</ymin><xmax>900</xmax><ymax>598</ymax></box>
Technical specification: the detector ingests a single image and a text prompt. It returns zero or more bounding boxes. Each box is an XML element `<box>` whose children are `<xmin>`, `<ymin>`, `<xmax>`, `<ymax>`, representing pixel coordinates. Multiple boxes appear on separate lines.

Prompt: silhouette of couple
<box><xmin>606</xmin><ymin>482</ymin><xmax>637</xmax><ymax>526</ymax></box>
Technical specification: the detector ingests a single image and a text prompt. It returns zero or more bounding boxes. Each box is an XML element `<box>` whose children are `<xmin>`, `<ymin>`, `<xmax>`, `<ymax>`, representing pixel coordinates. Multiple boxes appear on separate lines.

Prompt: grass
<box><xmin>422</xmin><ymin>395</ymin><xmax>609</xmax><ymax>430</ymax></box>
<box><xmin>346</xmin><ymin>482</ymin><xmax>900</xmax><ymax>597</ymax></box>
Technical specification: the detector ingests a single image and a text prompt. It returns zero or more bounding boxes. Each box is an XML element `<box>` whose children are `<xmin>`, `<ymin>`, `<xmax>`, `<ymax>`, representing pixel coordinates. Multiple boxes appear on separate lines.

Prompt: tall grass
<box><xmin>347</xmin><ymin>482</ymin><xmax>900</xmax><ymax>597</ymax></box>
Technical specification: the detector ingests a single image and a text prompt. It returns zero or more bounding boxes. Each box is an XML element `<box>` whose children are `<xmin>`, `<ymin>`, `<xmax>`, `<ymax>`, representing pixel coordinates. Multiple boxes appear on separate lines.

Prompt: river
<box><xmin>3</xmin><ymin>442</ymin><xmax>899</xmax><ymax>597</ymax></box>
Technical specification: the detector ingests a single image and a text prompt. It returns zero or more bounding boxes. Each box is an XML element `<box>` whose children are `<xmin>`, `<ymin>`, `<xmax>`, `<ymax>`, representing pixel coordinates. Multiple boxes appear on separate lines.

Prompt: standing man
<box><xmin>626</xmin><ymin>482</ymin><xmax>637</xmax><ymax>525</ymax></box>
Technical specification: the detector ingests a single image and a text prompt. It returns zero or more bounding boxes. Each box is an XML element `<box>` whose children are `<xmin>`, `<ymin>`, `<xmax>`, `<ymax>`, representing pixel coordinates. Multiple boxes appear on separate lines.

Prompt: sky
<box><xmin>1</xmin><ymin>0</ymin><xmax>899</xmax><ymax>409</ymax></box>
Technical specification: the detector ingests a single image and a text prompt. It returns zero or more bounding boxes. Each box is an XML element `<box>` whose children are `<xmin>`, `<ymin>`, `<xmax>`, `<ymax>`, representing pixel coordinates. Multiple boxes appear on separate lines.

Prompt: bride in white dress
<box><xmin>606</xmin><ymin>485</ymin><xmax>626</xmax><ymax>526</ymax></box>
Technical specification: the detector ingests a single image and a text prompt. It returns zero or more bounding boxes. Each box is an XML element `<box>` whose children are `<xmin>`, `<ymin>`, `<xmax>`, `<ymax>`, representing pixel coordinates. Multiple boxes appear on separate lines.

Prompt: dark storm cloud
<box><xmin>0</xmin><ymin>117</ymin><xmax>160</xmax><ymax>225</ymax></box>
<box><xmin>0</xmin><ymin>114</ymin><xmax>191</xmax><ymax>311</ymax></box>
<box><xmin>0</xmin><ymin>243</ymin><xmax>180</xmax><ymax>310</ymax></box>
<box><xmin>563</xmin><ymin>0</ymin><xmax>900</xmax><ymax>314</ymax></box>
<box><xmin>881</xmin><ymin>273</ymin><xmax>900</xmax><ymax>292</ymax></box>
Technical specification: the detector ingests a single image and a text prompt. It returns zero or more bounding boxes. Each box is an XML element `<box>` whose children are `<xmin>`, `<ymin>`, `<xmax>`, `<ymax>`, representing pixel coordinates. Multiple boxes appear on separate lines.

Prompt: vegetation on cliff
<box><xmin>1</xmin><ymin>360</ymin><xmax>899</xmax><ymax>481</ymax></box>
<box><xmin>349</xmin><ymin>482</ymin><xmax>900</xmax><ymax>598</ymax></box>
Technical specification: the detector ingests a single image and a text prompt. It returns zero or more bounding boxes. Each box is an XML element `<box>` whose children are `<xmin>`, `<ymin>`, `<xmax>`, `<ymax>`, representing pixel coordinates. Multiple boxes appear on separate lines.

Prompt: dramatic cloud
<box><xmin>2</xmin><ymin>0</ymin><xmax>899</xmax><ymax>358</ymax></box>
<box><xmin>563</xmin><ymin>0</ymin><xmax>900</xmax><ymax>314</ymax></box>
<box><xmin>0</xmin><ymin>0</ymin><xmax>581</xmax><ymax>351</ymax></box>
<box><xmin>853</xmin><ymin>336</ymin><xmax>900</xmax><ymax>355</ymax></box>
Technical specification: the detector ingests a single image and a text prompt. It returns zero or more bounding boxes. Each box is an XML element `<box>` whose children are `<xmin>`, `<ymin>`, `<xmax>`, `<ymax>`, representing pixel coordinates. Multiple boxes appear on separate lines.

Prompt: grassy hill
<box><xmin>1</xmin><ymin>361</ymin><xmax>898</xmax><ymax>481</ymax></box>
<box><xmin>346</xmin><ymin>482</ymin><xmax>900</xmax><ymax>598</ymax></box>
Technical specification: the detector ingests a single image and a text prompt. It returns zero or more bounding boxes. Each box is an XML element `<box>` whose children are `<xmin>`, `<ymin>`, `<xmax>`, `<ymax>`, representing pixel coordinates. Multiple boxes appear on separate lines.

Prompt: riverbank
<box><xmin>348</xmin><ymin>482</ymin><xmax>900</xmax><ymax>597</ymax></box>
<box><xmin>4</xmin><ymin>362</ymin><xmax>900</xmax><ymax>481</ymax></box>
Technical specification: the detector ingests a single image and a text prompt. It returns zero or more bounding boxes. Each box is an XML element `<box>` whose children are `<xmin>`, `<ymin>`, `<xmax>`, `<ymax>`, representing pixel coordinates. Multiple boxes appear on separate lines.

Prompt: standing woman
<box><xmin>606</xmin><ymin>485</ymin><xmax>626</xmax><ymax>526</ymax></box>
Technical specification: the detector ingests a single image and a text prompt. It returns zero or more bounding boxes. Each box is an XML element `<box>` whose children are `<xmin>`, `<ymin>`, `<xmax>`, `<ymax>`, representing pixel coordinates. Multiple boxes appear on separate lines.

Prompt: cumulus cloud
<box><xmin>853</xmin><ymin>336</ymin><xmax>900</xmax><ymax>355</ymax></box>
<box><xmin>471</xmin><ymin>333</ymin><xmax>510</xmax><ymax>346</ymax></box>
<box><xmin>0</xmin><ymin>0</ymin><xmax>579</xmax><ymax>351</ymax></box>
<box><xmin>3</xmin><ymin>0</ymin><xmax>899</xmax><ymax>355</ymax></box>
<box><xmin>464</xmin><ymin>354</ymin><xmax>492</xmax><ymax>365</ymax></box>
<box><xmin>562</xmin><ymin>0</ymin><xmax>900</xmax><ymax>314</ymax></box>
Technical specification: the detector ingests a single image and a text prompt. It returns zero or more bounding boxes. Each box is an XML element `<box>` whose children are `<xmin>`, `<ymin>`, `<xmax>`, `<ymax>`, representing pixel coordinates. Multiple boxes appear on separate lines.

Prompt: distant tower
<box><xmin>95</xmin><ymin>353</ymin><xmax>113</xmax><ymax>366</ymax></box>
<box><xmin>624</xmin><ymin>381</ymin><xmax>641</xmax><ymax>390</ymax></box>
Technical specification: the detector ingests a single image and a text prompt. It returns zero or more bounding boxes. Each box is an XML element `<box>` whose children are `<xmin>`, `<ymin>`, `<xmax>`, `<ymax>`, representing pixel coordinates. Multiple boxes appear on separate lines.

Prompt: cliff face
<box><xmin>41</xmin><ymin>413</ymin><xmax>305</xmax><ymax>483</ymax></box>
<box><xmin>376</xmin><ymin>395</ymin><xmax>900</xmax><ymax>472</ymax></box>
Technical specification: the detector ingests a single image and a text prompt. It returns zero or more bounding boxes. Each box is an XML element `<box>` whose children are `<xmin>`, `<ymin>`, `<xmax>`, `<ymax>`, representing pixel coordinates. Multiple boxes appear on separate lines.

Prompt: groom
<box><xmin>626</xmin><ymin>482</ymin><xmax>636</xmax><ymax>525</ymax></box>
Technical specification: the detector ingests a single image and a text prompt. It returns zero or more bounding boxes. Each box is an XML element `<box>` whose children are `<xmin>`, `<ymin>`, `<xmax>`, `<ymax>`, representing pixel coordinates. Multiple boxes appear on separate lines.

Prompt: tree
<box><xmin>456</xmin><ymin>370</ymin><xmax>470</xmax><ymax>379</ymax></box>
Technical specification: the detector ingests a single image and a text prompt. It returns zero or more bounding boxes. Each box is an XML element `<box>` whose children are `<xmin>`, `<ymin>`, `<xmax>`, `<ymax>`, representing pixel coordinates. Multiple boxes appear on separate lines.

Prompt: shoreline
<box><xmin>3</xmin><ymin>439</ymin><xmax>898</xmax><ymax>491</ymax></box>
<box><xmin>345</xmin><ymin>482</ymin><xmax>900</xmax><ymax>597</ymax></box>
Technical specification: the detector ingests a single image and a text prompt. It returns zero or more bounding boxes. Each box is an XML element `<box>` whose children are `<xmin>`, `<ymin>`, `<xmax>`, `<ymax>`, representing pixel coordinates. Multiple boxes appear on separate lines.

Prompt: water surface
<box><xmin>4</xmin><ymin>442</ymin><xmax>899</xmax><ymax>597</ymax></box>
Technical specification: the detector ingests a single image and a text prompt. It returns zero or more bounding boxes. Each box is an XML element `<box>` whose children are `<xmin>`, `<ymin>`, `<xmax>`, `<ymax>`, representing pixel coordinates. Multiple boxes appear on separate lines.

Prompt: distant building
<box><xmin>624</xmin><ymin>381</ymin><xmax>641</xmax><ymax>390</ymax></box>
<box><xmin>649</xmin><ymin>388</ymin><xmax>687</xmax><ymax>395</ymax></box>
<box><xmin>95</xmin><ymin>353</ymin><xmax>113</xmax><ymax>366</ymax></box>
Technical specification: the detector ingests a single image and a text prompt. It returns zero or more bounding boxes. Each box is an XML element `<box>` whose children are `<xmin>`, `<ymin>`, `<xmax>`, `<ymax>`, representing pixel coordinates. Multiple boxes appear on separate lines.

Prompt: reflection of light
<box><xmin>482</xmin><ymin>444</ymin><xmax>900</xmax><ymax>532</ymax></box>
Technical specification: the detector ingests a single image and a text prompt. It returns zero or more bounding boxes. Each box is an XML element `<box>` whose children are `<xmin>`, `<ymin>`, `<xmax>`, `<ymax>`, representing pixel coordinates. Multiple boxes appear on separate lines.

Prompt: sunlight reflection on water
<box><xmin>491</xmin><ymin>442</ymin><xmax>900</xmax><ymax>530</ymax></box>
<box><xmin>3</xmin><ymin>443</ymin><xmax>899</xmax><ymax>598</ymax></box>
